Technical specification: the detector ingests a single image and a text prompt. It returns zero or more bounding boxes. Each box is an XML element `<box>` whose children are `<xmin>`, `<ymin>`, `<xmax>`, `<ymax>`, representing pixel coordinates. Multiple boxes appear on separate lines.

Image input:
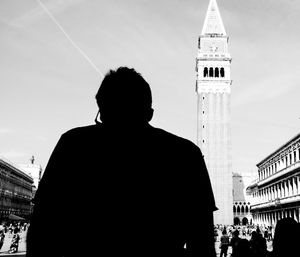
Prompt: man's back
<box><xmin>27</xmin><ymin>123</ymin><xmax>216</xmax><ymax>257</ymax></box>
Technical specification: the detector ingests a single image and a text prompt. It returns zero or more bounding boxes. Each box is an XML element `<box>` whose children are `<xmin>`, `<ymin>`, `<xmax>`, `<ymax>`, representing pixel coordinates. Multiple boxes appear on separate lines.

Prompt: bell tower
<box><xmin>196</xmin><ymin>0</ymin><xmax>233</xmax><ymax>225</ymax></box>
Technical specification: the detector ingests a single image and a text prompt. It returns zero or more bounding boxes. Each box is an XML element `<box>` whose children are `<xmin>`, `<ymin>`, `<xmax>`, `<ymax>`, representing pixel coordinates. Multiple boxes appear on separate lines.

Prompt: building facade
<box><xmin>19</xmin><ymin>156</ymin><xmax>43</xmax><ymax>190</ymax></box>
<box><xmin>233</xmin><ymin>172</ymin><xmax>256</xmax><ymax>225</ymax></box>
<box><xmin>196</xmin><ymin>0</ymin><xmax>233</xmax><ymax>224</ymax></box>
<box><xmin>0</xmin><ymin>158</ymin><xmax>33</xmax><ymax>220</ymax></box>
<box><xmin>247</xmin><ymin>133</ymin><xmax>300</xmax><ymax>227</ymax></box>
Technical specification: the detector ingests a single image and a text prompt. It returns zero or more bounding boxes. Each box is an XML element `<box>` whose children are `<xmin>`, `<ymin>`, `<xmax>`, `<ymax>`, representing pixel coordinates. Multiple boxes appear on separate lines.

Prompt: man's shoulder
<box><xmin>151</xmin><ymin>126</ymin><xmax>199</xmax><ymax>151</ymax></box>
<box><xmin>62</xmin><ymin>124</ymin><xmax>98</xmax><ymax>138</ymax></box>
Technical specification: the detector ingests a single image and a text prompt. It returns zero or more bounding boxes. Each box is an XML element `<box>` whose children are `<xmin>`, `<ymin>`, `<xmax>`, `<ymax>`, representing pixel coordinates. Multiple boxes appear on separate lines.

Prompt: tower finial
<box><xmin>201</xmin><ymin>0</ymin><xmax>226</xmax><ymax>36</ymax></box>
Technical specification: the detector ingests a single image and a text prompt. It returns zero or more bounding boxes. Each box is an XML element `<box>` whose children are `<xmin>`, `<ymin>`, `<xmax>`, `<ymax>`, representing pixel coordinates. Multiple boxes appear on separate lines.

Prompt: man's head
<box><xmin>96</xmin><ymin>67</ymin><xmax>153</xmax><ymax>125</ymax></box>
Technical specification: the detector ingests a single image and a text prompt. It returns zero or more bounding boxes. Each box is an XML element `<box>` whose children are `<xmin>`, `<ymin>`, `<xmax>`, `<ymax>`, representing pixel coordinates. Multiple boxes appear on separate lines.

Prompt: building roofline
<box><xmin>257</xmin><ymin>132</ymin><xmax>300</xmax><ymax>167</ymax></box>
<box><xmin>0</xmin><ymin>158</ymin><xmax>34</xmax><ymax>182</ymax></box>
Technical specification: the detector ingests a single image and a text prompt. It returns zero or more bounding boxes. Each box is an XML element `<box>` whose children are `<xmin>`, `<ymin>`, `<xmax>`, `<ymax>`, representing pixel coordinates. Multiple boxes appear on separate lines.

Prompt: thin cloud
<box><xmin>10</xmin><ymin>0</ymin><xmax>85</xmax><ymax>28</ymax></box>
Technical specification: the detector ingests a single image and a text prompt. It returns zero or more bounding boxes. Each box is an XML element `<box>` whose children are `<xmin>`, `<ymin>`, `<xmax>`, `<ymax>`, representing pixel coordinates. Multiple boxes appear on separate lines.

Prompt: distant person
<box><xmin>249</xmin><ymin>230</ymin><xmax>265</xmax><ymax>257</ymax></box>
<box><xmin>271</xmin><ymin>217</ymin><xmax>299</xmax><ymax>257</ymax></box>
<box><xmin>26</xmin><ymin>67</ymin><xmax>217</xmax><ymax>257</ymax></box>
<box><xmin>235</xmin><ymin>238</ymin><xmax>252</xmax><ymax>257</ymax></box>
<box><xmin>0</xmin><ymin>227</ymin><xmax>5</xmax><ymax>251</ymax></box>
<box><xmin>230</xmin><ymin>229</ymin><xmax>241</xmax><ymax>257</ymax></box>
<box><xmin>219</xmin><ymin>228</ymin><xmax>230</xmax><ymax>257</ymax></box>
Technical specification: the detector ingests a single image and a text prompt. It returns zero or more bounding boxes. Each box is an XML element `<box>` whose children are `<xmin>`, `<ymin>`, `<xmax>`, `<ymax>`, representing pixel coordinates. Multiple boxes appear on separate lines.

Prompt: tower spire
<box><xmin>201</xmin><ymin>0</ymin><xmax>226</xmax><ymax>36</ymax></box>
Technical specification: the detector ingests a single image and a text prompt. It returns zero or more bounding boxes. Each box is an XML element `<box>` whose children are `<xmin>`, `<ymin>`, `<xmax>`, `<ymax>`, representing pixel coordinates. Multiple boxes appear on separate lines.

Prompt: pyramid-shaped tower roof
<box><xmin>201</xmin><ymin>0</ymin><xmax>226</xmax><ymax>36</ymax></box>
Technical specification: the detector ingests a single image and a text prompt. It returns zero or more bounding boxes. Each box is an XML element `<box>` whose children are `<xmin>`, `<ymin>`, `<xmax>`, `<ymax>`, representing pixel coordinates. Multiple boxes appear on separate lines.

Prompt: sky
<box><xmin>0</xmin><ymin>0</ymin><xmax>300</xmax><ymax>178</ymax></box>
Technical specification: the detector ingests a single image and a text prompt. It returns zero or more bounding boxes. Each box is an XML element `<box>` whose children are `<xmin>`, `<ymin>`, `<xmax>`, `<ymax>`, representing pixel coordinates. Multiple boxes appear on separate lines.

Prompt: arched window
<box><xmin>220</xmin><ymin>67</ymin><xmax>225</xmax><ymax>77</ymax></box>
<box><xmin>242</xmin><ymin>217</ymin><xmax>248</xmax><ymax>226</ymax></box>
<box><xmin>203</xmin><ymin>67</ymin><xmax>208</xmax><ymax>77</ymax></box>
<box><xmin>245</xmin><ymin>205</ymin><xmax>249</xmax><ymax>213</ymax></box>
<box><xmin>233</xmin><ymin>205</ymin><xmax>236</xmax><ymax>214</ymax></box>
<box><xmin>215</xmin><ymin>68</ymin><xmax>219</xmax><ymax>77</ymax></box>
<box><xmin>241</xmin><ymin>205</ymin><xmax>244</xmax><ymax>214</ymax></box>
<box><xmin>237</xmin><ymin>205</ymin><xmax>240</xmax><ymax>214</ymax></box>
<box><xmin>209</xmin><ymin>67</ymin><xmax>214</xmax><ymax>77</ymax></box>
<box><xmin>234</xmin><ymin>217</ymin><xmax>240</xmax><ymax>225</ymax></box>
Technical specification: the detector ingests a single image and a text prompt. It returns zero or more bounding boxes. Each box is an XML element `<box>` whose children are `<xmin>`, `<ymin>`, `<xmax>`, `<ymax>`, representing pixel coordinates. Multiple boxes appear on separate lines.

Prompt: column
<box><xmin>293</xmin><ymin>177</ymin><xmax>297</xmax><ymax>195</ymax></box>
<box><xmin>272</xmin><ymin>212</ymin><xmax>275</xmax><ymax>226</ymax></box>
<box><xmin>278</xmin><ymin>183</ymin><xmax>282</xmax><ymax>198</ymax></box>
<box><xmin>289</xmin><ymin>179</ymin><xmax>293</xmax><ymax>196</ymax></box>
<box><xmin>293</xmin><ymin>209</ymin><xmax>297</xmax><ymax>221</ymax></box>
<box><xmin>285</xmin><ymin>180</ymin><xmax>288</xmax><ymax>197</ymax></box>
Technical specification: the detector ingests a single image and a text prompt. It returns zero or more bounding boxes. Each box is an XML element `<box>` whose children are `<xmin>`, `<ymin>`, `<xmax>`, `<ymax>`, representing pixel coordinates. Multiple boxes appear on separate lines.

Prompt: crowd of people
<box><xmin>0</xmin><ymin>221</ymin><xmax>28</xmax><ymax>254</ymax></box>
<box><xmin>215</xmin><ymin>217</ymin><xmax>299</xmax><ymax>257</ymax></box>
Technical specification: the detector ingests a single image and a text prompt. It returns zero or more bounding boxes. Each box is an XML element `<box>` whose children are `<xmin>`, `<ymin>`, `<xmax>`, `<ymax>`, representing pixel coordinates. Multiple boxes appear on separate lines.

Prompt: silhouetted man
<box><xmin>26</xmin><ymin>67</ymin><xmax>217</xmax><ymax>257</ymax></box>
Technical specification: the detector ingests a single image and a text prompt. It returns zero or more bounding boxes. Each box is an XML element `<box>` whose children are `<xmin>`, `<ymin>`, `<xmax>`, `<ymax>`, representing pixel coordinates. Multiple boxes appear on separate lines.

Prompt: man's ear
<box><xmin>146</xmin><ymin>108</ymin><xmax>154</xmax><ymax>122</ymax></box>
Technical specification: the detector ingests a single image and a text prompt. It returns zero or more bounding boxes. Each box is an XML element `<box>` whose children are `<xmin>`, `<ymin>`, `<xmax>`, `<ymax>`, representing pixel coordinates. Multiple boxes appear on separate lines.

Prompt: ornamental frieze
<box><xmin>259</xmin><ymin>142</ymin><xmax>300</xmax><ymax>169</ymax></box>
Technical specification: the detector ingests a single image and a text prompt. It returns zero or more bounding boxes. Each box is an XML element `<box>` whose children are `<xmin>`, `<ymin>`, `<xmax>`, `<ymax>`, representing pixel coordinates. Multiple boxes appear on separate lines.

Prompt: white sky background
<box><xmin>0</xmin><ymin>0</ymin><xmax>300</xmax><ymax>176</ymax></box>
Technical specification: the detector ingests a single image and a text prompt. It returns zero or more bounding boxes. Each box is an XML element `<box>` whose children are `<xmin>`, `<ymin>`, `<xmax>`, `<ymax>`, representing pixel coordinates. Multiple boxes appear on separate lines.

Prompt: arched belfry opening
<box><xmin>209</xmin><ymin>67</ymin><xmax>214</xmax><ymax>77</ymax></box>
<box><xmin>204</xmin><ymin>67</ymin><xmax>208</xmax><ymax>77</ymax></box>
<box><xmin>215</xmin><ymin>67</ymin><xmax>219</xmax><ymax>77</ymax></box>
<box><xmin>220</xmin><ymin>67</ymin><xmax>225</xmax><ymax>77</ymax></box>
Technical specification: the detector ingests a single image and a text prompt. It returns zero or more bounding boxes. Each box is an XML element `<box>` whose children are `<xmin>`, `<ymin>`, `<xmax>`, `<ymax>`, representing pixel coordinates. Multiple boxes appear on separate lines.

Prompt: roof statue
<box><xmin>201</xmin><ymin>0</ymin><xmax>227</xmax><ymax>36</ymax></box>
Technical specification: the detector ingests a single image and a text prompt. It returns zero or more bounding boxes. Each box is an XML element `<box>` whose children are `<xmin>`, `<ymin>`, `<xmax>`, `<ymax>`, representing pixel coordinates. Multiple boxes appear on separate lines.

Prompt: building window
<box><xmin>294</xmin><ymin>151</ymin><xmax>296</xmax><ymax>163</ymax></box>
<box><xmin>203</xmin><ymin>67</ymin><xmax>208</xmax><ymax>77</ymax></box>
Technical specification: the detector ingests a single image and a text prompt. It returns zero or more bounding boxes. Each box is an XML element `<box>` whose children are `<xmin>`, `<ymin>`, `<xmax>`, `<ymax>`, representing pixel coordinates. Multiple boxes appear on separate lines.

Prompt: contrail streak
<box><xmin>36</xmin><ymin>0</ymin><xmax>104</xmax><ymax>78</ymax></box>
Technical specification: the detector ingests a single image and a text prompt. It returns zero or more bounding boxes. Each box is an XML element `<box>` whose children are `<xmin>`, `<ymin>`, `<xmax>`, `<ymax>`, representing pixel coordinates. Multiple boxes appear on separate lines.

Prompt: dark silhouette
<box><xmin>249</xmin><ymin>230</ymin><xmax>267</xmax><ymax>257</ymax></box>
<box><xmin>230</xmin><ymin>229</ymin><xmax>241</xmax><ymax>257</ymax></box>
<box><xmin>235</xmin><ymin>238</ymin><xmax>251</xmax><ymax>257</ymax></box>
<box><xmin>26</xmin><ymin>67</ymin><xmax>217</xmax><ymax>257</ymax></box>
<box><xmin>0</xmin><ymin>228</ymin><xmax>5</xmax><ymax>251</ymax></box>
<box><xmin>219</xmin><ymin>227</ymin><xmax>230</xmax><ymax>257</ymax></box>
<box><xmin>271</xmin><ymin>217</ymin><xmax>299</xmax><ymax>257</ymax></box>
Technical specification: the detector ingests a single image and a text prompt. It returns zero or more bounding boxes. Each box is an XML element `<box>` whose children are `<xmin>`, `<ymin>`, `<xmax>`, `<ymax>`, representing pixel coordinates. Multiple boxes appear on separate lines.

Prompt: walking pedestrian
<box><xmin>219</xmin><ymin>228</ymin><xmax>230</xmax><ymax>257</ymax></box>
<box><xmin>0</xmin><ymin>228</ymin><xmax>5</xmax><ymax>251</ymax></box>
